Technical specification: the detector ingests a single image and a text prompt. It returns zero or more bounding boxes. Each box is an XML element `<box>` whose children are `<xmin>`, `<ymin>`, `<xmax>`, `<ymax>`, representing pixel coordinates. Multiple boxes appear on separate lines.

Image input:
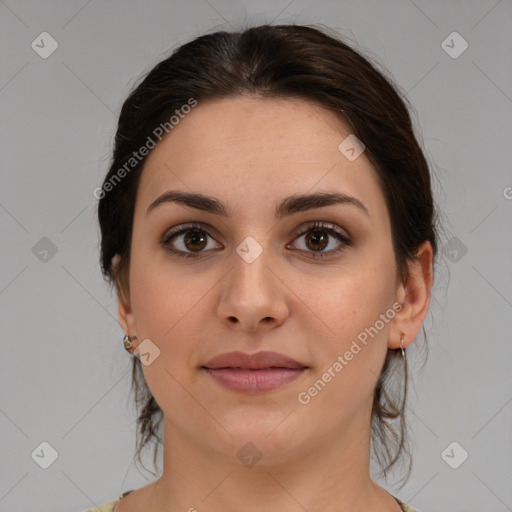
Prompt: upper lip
<box><xmin>202</xmin><ymin>351</ymin><xmax>307</xmax><ymax>370</ymax></box>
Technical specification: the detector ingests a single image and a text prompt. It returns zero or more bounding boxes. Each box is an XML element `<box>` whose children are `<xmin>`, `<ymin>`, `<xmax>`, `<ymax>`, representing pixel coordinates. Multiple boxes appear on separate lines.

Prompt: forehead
<box><xmin>135</xmin><ymin>96</ymin><xmax>388</xmax><ymax>223</ymax></box>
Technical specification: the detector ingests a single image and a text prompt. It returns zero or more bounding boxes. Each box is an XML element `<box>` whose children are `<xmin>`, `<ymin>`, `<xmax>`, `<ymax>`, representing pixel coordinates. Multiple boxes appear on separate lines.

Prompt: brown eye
<box><xmin>182</xmin><ymin>230</ymin><xmax>208</xmax><ymax>252</ymax></box>
<box><xmin>161</xmin><ymin>223</ymin><xmax>220</xmax><ymax>258</ymax></box>
<box><xmin>290</xmin><ymin>222</ymin><xmax>352</xmax><ymax>259</ymax></box>
<box><xmin>304</xmin><ymin>229</ymin><xmax>329</xmax><ymax>252</ymax></box>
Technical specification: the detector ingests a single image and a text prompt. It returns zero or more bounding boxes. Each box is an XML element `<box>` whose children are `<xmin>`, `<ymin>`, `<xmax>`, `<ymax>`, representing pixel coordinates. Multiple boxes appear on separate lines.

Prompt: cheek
<box><xmin>128</xmin><ymin>251</ymin><xmax>210</xmax><ymax>366</ymax></box>
<box><xmin>291</xmin><ymin>256</ymin><xmax>396</xmax><ymax>410</ymax></box>
<box><xmin>127</xmin><ymin>260</ymin><xmax>205</xmax><ymax>409</ymax></box>
<box><xmin>129</xmin><ymin>248</ymin><xmax>192</xmax><ymax>332</ymax></box>
<box><xmin>294</xmin><ymin>262</ymin><xmax>395</xmax><ymax>344</ymax></box>
<box><xmin>295</xmin><ymin>276</ymin><xmax>393</xmax><ymax>421</ymax></box>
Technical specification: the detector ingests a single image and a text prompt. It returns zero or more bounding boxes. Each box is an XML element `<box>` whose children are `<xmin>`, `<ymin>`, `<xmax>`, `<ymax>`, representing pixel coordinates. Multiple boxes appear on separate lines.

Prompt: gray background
<box><xmin>1</xmin><ymin>1</ymin><xmax>511</xmax><ymax>511</ymax></box>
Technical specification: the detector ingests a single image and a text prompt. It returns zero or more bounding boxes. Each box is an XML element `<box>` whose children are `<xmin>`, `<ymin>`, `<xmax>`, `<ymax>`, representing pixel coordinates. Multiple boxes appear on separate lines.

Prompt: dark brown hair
<box><xmin>97</xmin><ymin>23</ymin><xmax>438</xmax><ymax>486</ymax></box>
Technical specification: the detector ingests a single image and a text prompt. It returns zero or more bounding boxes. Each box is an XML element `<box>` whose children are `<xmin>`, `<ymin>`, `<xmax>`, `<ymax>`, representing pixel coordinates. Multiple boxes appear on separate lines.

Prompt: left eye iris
<box><xmin>182</xmin><ymin>230</ymin><xmax>208</xmax><ymax>252</ymax></box>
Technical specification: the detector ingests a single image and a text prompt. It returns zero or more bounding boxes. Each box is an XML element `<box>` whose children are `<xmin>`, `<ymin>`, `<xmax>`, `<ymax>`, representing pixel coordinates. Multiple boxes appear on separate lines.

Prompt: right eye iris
<box><xmin>304</xmin><ymin>230</ymin><xmax>329</xmax><ymax>252</ymax></box>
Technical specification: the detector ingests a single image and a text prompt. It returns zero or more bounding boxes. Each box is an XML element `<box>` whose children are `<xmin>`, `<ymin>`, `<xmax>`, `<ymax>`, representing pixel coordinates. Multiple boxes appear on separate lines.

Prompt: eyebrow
<box><xmin>146</xmin><ymin>190</ymin><xmax>369</xmax><ymax>219</ymax></box>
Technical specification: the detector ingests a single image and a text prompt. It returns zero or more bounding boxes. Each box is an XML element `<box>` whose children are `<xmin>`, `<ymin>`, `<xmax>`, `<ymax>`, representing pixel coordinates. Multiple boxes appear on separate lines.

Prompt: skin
<box><xmin>114</xmin><ymin>96</ymin><xmax>433</xmax><ymax>512</ymax></box>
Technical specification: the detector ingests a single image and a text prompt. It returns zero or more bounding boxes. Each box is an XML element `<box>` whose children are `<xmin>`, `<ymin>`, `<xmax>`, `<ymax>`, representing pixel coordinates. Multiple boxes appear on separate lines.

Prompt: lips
<box><xmin>202</xmin><ymin>350</ymin><xmax>308</xmax><ymax>393</ymax></box>
<box><xmin>202</xmin><ymin>350</ymin><xmax>307</xmax><ymax>370</ymax></box>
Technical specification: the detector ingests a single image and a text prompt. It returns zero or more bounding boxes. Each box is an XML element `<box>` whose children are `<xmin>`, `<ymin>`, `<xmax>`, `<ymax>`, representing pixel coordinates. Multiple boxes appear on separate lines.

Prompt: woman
<box><xmin>89</xmin><ymin>23</ymin><xmax>436</xmax><ymax>512</ymax></box>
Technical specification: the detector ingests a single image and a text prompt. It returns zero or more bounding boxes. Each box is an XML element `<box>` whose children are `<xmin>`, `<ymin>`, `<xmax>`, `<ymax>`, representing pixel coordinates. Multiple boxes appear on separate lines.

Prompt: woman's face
<box><xmin>118</xmin><ymin>96</ymin><xmax>410</xmax><ymax>464</ymax></box>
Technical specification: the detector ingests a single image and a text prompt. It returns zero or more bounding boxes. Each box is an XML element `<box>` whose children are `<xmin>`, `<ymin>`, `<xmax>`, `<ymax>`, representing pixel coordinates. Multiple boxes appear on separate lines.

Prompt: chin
<box><xmin>208</xmin><ymin>415</ymin><xmax>309</xmax><ymax>464</ymax></box>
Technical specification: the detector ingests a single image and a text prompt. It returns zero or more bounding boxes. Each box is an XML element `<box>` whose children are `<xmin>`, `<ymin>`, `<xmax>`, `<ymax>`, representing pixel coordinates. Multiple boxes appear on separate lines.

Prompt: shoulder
<box><xmin>395</xmin><ymin>496</ymin><xmax>420</xmax><ymax>512</ymax></box>
<box><xmin>84</xmin><ymin>490</ymin><xmax>134</xmax><ymax>512</ymax></box>
<box><xmin>84</xmin><ymin>500</ymin><xmax>116</xmax><ymax>512</ymax></box>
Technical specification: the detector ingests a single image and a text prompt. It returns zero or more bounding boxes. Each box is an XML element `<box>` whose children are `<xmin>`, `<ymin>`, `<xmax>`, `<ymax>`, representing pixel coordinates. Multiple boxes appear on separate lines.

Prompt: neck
<box><xmin>148</xmin><ymin>402</ymin><xmax>400</xmax><ymax>512</ymax></box>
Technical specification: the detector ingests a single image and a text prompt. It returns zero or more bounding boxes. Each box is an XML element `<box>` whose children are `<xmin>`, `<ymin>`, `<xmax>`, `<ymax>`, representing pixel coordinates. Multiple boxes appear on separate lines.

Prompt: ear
<box><xmin>388</xmin><ymin>240</ymin><xmax>434</xmax><ymax>349</ymax></box>
<box><xmin>112</xmin><ymin>254</ymin><xmax>136</xmax><ymax>337</ymax></box>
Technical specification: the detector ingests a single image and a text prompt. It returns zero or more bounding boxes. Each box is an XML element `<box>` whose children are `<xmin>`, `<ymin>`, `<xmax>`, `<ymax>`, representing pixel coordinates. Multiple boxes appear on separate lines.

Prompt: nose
<box><xmin>216</xmin><ymin>240</ymin><xmax>289</xmax><ymax>333</ymax></box>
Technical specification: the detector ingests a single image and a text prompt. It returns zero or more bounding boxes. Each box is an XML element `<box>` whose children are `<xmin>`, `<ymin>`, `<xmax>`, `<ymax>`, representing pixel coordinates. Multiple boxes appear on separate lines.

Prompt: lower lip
<box><xmin>202</xmin><ymin>367</ymin><xmax>307</xmax><ymax>393</ymax></box>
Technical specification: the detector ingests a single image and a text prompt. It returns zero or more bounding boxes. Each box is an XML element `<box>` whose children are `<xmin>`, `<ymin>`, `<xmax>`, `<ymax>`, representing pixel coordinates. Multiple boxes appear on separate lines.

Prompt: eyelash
<box><xmin>160</xmin><ymin>221</ymin><xmax>352</xmax><ymax>260</ymax></box>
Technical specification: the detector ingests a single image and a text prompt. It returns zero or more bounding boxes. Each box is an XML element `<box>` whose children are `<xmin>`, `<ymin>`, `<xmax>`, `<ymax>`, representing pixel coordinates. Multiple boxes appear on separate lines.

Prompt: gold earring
<box><xmin>123</xmin><ymin>335</ymin><xmax>137</xmax><ymax>353</ymax></box>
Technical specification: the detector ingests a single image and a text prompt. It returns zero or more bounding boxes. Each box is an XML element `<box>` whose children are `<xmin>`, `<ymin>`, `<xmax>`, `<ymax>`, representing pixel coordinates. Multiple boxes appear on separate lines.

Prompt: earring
<box><xmin>123</xmin><ymin>335</ymin><xmax>137</xmax><ymax>354</ymax></box>
<box><xmin>400</xmin><ymin>332</ymin><xmax>407</xmax><ymax>376</ymax></box>
<box><xmin>398</xmin><ymin>332</ymin><xmax>408</xmax><ymax>415</ymax></box>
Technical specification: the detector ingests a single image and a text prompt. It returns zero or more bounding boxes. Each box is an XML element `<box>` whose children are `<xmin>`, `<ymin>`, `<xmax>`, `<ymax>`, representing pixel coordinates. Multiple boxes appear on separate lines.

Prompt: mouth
<box><xmin>201</xmin><ymin>350</ymin><xmax>308</xmax><ymax>393</ymax></box>
<box><xmin>201</xmin><ymin>366</ymin><xmax>308</xmax><ymax>393</ymax></box>
<box><xmin>203</xmin><ymin>350</ymin><xmax>306</xmax><ymax>370</ymax></box>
